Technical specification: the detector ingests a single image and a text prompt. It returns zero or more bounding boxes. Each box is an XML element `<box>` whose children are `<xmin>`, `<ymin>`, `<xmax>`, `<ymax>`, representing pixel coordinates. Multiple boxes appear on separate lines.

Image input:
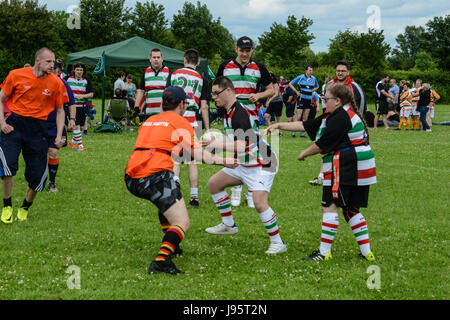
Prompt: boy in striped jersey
<box><xmin>135</xmin><ymin>48</ymin><xmax>170</xmax><ymax>119</ymax></box>
<box><xmin>67</xmin><ymin>62</ymin><xmax>93</xmax><ymax>151</ymax></box>
<box><xmin>267</xmin><ymin>84</ymin><xmax>376</xmax><ymax>262</ymax></box>
<box><xmin>167</xmin><ymin>49</ymin><xmax>210</xmax><ymax>208</ymax></box>
<box><xmin>204</xmin><ymin>76</ymin><xmax>286</xmax><ymax>255</ymax></box>
<box><xmin>216</xmin><ymin>36</ymin><xmax>274</xmax><ymax>208</ymax></box>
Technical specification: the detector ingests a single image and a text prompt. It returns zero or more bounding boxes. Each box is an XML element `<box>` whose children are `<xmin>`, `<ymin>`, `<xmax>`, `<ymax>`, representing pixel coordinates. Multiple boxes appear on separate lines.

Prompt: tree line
<box><xmin>0</xmin><ymin>0</ymin><xmax>448</xmax><ymax>102</ymax></box>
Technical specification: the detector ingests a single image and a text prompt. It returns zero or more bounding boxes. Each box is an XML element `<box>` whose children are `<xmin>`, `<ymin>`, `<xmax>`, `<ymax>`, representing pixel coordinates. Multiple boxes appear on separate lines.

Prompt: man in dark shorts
<box><xmin>374</xmin><ymin>74</ymin><xmax>394</xmax><ymax>130</ymax></box>
<box><xmin>46</xmin><ymin>61</ymin><xmax>76</xmax><ymax>192</ymax></box>
<box><xmin>124</xmin><ymin>86</ymin><xmax>236</xmax><ymax>275</ymax></box>
<box><xmin>0</xmin><ymin>48</ymin><xmax>68</xmax><ymax>223</ymax></box>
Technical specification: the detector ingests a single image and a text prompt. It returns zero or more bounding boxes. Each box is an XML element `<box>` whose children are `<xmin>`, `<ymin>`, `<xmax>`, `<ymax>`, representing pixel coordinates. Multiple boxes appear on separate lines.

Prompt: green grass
<box><xmin>0</xmin><ymin>101</ymin><xmax>448</xmax><ymax>300</ymax></box>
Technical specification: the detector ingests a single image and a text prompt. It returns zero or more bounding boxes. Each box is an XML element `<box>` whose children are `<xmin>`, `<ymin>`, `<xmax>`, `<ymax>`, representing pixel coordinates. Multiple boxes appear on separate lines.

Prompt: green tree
<box><xmin>325</xmin><ymin>28</ymin><xmax>390</xmax><ymax>73</ymax></box>
<box><xmin>413</xmin><ymin>50</ymin><xmax>438</xmax><ymax>71</ymax></box>
<box><xmin>258</xmin><ymin>15</ymin><xmax>314</xmax><ymax>72</ymax></box>
<box><xmin>389</xmin><ymin>26</ymin><xmax>426</xmax><ymax>70</ymax></box>
<box><xmin>423</xmin><ymin>15</ymin><xmax>450</xmax><ymax>70</ymax></box>
<box><xmin>0</xmin><ymin>0</ymin><xmax>62</xmax><ymax>78</ymax></box>
<box><xmin>127</xmin><ymin>1</ymin><xmax>167</xmax><ymax>43</ymax></box>
<box><xmin>171</xmin><ymin>1</ymin><xmax>234</xmax><ymax>61</ymax></box>
<box><xmin>75</xmin><ymin>0</ymin><xmax>129</xmax><ymax>50</ymax></box>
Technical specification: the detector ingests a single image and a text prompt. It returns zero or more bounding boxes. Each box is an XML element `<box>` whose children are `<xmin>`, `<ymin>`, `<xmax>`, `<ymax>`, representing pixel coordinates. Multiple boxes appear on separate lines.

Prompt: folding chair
<box><xmin>109</xmin><ymin>99</ymin><xmax>128</xmax><ymax>132</ymax></box>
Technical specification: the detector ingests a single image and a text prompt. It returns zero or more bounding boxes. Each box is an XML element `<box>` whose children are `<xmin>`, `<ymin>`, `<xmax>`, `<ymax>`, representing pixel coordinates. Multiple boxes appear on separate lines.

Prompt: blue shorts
<box><xmin>0</xmin><ymin>113</ymin><xmax>48</xmax><ymax>191</ymax></box>
<box><xmin>285</xmin><ymin>102</ymin><xmax>295</xmax><ymax>118</ymax></box>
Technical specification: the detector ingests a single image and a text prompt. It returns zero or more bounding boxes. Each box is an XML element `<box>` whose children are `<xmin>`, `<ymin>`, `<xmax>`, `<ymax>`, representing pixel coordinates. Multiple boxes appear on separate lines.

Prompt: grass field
<box><xmin>0</xmin><ymin>102</ymin><xmax>448</xmax><ymax>300</ymax></box>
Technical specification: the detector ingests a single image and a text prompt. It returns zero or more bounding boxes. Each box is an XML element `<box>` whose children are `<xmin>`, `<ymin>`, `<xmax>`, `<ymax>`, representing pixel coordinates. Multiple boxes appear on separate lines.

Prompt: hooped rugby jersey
<box><xmin>217</xmin><ymin>59</ymin><xmax>271</xmax><ymax>124</ymax></box>
<box><xmin>223</xmin><ymin>101</ymin><xmax>277</xmax><ymax>173</ymax></box>
<box><xmin>304</xmin><ymin>105</ymin><xmax>376</xmax><ymax>187</ymax></box>
<box><xmin>140</xmin><ymin>65</ymin><xmax>170</xmax><ymax>116</ymax></box>
<box><xmin>67</xmin><ymin>76</ymin><xmax>92</xmax><ymax>107</ymax></box>
<box><xmin>168</xmin><ymin>67</ymin><xmax>209</xmax><ymax>127</ymax></box>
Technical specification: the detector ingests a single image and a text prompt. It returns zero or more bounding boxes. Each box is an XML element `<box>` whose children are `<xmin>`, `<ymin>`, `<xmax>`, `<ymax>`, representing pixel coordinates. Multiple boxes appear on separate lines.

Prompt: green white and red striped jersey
<box><xmin>139</xmin><ymin>65</ymin><xmax>170</xmax><ymax>116</ymax></box>
<box><xmin>66</xmin><ymin>76</ymin><xmax>92</xmax><ymax>107</ymax></box>
<box><xmin>217</xmin><ymin>59</ymin><xmax>271</xmax><ymax>124</ymax></box>
<box><xmin>168</xmin><ymin>67</ymin><xmax>209</xmax><ymax>127</ymax></box>
<box><xmin>305</xmin><ymin>105</ymin><xmax>376</xmax><ymax>186</ymax></box>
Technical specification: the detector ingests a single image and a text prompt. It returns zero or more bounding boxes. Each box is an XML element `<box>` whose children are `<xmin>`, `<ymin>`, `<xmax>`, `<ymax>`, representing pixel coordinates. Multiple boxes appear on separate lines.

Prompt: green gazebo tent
<box><xmin>66</xmin><ymin>36</ymin><xmax>210</xmax><ymax>121</ymax></box>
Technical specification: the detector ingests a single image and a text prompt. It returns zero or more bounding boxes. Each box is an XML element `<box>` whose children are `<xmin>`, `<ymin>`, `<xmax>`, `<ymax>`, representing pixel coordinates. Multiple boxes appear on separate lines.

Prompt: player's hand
<box><xmin>298</xmin><ymin>151</ymin><xmax>307</xmax><ymax>161</ymax></box>
<box><xmin>54</xmin><ymin>136</ymin><xmax>65</xmax><ymax>148</ymax></box>
<box><xmin>201</xmin><ymin>135</ymin><xmax>215</xmax><ymax>147</ymax></box>
<box><xmin>248</xmin><ymin>93</ymin><xmax>258</xmax><ymax>103</ymax></box>
<box><xmin>265</xmin><ymin>124</ymin><xmax>279</xmax><ymax>136</ymax></box>
<box><xmin>1</xmin><ymin>121</ymin><xmax>14</xmax><ymax>134</ymax></box>
<box><xmin>223</xmin><ymin>158</ymin><xmax>239</xmax><ymax>168</ymax></box>
<box><xmin>68</xmin><ymin>119</ymin><xmax>76</xmax><ymax>130</ymax></box>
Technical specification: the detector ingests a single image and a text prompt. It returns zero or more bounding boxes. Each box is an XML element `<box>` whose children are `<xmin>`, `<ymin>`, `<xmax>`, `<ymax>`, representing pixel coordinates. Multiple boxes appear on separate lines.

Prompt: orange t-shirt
<box><xmin>125</xmin><ymin>111</ymin><xmax>201</xmax><ymax>178</ymax></box>
<box><xmin>1</xmin><ymin>67</ymin><xmax>68</xmax><ymax>120</ymax></box>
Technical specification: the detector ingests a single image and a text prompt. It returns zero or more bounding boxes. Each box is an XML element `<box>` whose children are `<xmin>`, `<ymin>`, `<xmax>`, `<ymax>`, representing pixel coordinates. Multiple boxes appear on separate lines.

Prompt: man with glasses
<box><xmin>203</xmin><ymin>76</ymin><xmax>286</xmax><ymax>255</ymax></box>
<box><xmin>216</xmin><ymin>36</ymin><xmax>274</xmax><ymax>208</ymax></box>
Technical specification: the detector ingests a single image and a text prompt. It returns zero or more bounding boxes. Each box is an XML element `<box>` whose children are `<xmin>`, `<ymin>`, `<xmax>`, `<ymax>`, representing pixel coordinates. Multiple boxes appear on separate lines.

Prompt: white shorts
<box><xmin>412</xmin><ymin>106</ymin><xmax>420</xmax><ymax>116</ymax></box>
<box><xmin>221</xmin><ymin>165</ymin><xmax>276</xmax><ymax>193</ymax></box>
<box><xmin>400</xmin><ymin>107</ymin><xmax>412</xmax><ymax>118</ymax></box>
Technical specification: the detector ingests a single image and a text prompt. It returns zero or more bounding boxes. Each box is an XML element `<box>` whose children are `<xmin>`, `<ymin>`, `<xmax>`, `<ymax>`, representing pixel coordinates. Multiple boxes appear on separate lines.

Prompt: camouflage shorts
<box><xmin>125</xmin><ymin>171</ymin><xmax>182</xmax><ymax>214</ymax></box>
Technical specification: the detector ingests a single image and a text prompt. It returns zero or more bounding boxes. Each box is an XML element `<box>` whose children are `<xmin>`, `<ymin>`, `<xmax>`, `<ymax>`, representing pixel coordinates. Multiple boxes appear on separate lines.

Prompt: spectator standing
<box><xmin>374</xmin><ymin>74</ymin><xmax>394</xmax><ymax>130</ymax></box>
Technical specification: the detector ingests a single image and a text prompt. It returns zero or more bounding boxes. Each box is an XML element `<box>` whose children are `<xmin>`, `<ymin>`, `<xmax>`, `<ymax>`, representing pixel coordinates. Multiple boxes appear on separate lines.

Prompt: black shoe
<box><xmin>189</xmin><ymin>199</ymin><xmax>199</xmax><ymax>208</ymax></box>
<box><xmin>173</xmin><ymin>246</ymin><xmax>183</xmax><ymax>257</ymax></box>
<box><xmin>303</xmin><ymin>250</ymin><xmax>331</xmax><ymax>261</ymax></box>
<box><xmin>148</xmin><ymin>259</ymin><xmax>183</xmax><ymax>275</ymax></box>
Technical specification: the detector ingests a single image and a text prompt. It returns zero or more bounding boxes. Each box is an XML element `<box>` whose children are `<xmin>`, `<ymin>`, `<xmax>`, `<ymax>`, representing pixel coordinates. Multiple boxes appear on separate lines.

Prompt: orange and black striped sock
<box><xmin>156</xmin><ymin>225</ymin><xmax>185</xmax><ymax>262</ymax></box>
<box><xmin>158</xmin><ymin>210</ymin><xmax>170</xmax><ymax>234</ymax></box>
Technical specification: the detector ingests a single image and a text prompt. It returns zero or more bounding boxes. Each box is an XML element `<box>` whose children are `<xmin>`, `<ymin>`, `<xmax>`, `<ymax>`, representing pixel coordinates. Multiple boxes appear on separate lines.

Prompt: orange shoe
<box><xmin>78</xmin><ymin>145</ymin><xmax>85</xmax><ymax>152</ymax></box>
<box><xmin>69</xmin><ymin>141</ymin><xmax>78</xmax><ymax>150</ymax></box>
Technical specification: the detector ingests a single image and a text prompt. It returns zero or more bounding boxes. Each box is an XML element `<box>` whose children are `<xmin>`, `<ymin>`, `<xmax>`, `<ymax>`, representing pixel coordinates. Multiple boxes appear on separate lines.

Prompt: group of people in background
<box><xmin>1</xmin><ymin>33</ymin><xmax>442</xmax><ymax>275</ymax></box>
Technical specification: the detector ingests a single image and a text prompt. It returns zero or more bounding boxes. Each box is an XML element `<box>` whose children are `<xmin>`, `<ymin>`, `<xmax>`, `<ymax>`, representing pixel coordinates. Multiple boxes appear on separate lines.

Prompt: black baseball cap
<box><xmin>163</xmin><ymin>86</ymin><xmax>189</xmax><ymax>104</ymax></box>
<box><xmin>236</xmin><ymin>36</ymin><xmax>254</xmax><ymax>49</ymax></box>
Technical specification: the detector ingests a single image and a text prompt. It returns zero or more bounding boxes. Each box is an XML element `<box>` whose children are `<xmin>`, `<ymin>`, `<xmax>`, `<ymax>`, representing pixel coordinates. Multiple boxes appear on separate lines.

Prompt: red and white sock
<box><xmin>258</xmin><ymin>207</ymin><xmax>282</xmax><ymax>244</ymax></box>
<box><xmin>348</xmin><ymin>213</ymin><xmax>371</xmax><ymax>256</ymax></box>
<box><xmin>319</xmin><ymin>212</ymin><xmax>339</xmax><ymax>255</ymax></box>
<box><xmin>212</xmin><ymin>191</ymin><xmax>234</xmax><ymax>227</ymax></box>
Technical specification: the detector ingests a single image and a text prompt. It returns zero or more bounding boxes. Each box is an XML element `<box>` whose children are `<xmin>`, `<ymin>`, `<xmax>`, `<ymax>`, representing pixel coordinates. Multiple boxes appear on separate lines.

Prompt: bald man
<box><xmin>0</xmin><ymin>47</ymin><xmax>69</xmax><ymax>223</ymax></box>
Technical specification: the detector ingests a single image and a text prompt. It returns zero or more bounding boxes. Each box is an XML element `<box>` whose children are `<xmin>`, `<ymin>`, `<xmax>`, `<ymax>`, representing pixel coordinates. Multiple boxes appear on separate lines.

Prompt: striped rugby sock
<box><xmin>156</xmin><ymin>225</ymin><xmax>185</xmax><ymax>262</ymax></box>
<box><xmin>190</xmin><ymin>188</ymin><xmax>198</xmax><ymax>201</ymax></box>
<box><xmin>319</xmin><ymin>212</ymin><xmax>339</xmax><ymax>255</ymax></box>
<box><xmin>258</xmin><ymin>207</ymin><xmax>282</xmax><ymax>244</ymax></box>
<box><xmin>212</xmin><ymin>191</ymin><xmax>234</xmax><ymax>227</ymax></box>
<box><xmin>72</xmin><ymin>130</ymin><xmax>82</xmax><ymax>146</ymax></box>
<box><xmin>158</xmin><ymin>210</ymin><xmax>170</xmax><ymax>234</ymax></box>
<box><xmin>348</xmin><ymin>213</ymin><xmax>371</xmax><ymax>256</ymax></box>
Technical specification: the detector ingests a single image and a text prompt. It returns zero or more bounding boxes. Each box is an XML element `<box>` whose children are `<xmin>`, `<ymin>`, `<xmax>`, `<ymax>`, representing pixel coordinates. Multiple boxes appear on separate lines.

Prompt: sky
<box><xmin>42</xmin><ymin>0</ymin><xmax>450</xmax><ymax>53</ymax></box>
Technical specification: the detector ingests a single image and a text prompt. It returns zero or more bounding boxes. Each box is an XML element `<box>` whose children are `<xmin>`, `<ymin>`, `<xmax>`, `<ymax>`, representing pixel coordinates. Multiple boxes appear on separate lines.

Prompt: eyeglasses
<box><xmin>323</xmin><ymin>97</ymin><xmax>338</xmax><ymax>101</ymax></box>
<box><xmin>212</xmin><ymin>88</ymin><xmax>227</xmax><ymax>98</ymax></box>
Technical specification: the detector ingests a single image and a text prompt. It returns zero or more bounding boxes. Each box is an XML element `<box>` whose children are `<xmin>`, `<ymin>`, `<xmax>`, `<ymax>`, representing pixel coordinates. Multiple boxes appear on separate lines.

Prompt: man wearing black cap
<box><xmin>125</xmin><ymin>86</ymin><xmax>237</xmax><ymax>275</ymax></box>
<box><xmin>216</xmin><ymin>36</ymin><xmax>274</xmax><ymax>208</ymax></box>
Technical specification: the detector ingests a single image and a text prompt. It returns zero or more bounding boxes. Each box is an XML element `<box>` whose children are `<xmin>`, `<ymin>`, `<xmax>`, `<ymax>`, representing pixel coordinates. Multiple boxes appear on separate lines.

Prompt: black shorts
<box><xmin>377</xmin><ymin>100</ymin><xmax>388</xmax><ymax>115</ymax></box>
<box><xmin>322</xmin><ymin>185</ymin><xmax>370</xmax><ymax>208</ymax></box>
<box><xmin>75</xmin><ymin>106</ymin><xmax>88</xmax><ymax>126</ymax></box>
<box><xmin>0</xmin><ymin>113</ymin><xmax>48</xmax><ymax>191</ymax></box>
<box><xmin>125</xmin><ymin>171</ymin><xmax>183</xmax><ymax>214</ymax></box>
<box><xmin>297</xmin><ymin>98</ymin><xmax>312</xmax><ymax>110</ymax></box>
<box><xmin>285</xmin><ymin>102</ymin><xmax>295</xmax><ymax>118</ymax></box>
<box><xmin>266</xmin><ymin>100</ymin><xmax>283</xmax><ymax>117</ymax></box>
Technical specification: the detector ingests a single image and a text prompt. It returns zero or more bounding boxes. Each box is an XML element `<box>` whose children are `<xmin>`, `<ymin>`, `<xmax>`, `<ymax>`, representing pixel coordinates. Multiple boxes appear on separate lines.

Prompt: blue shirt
<box><xmin>389</xmin><ymin>84</ymin><xmax>400</xmax><ymax>103</ymax></box>
<box><xmin>291</xmin><ymin>74</ymin><xmax>319</xmax><ymax>101</ymax></box>
<box><xmin>47</xmin><ymin>78</ymin><xmax>75</xmax><ymax>135</ymax></box>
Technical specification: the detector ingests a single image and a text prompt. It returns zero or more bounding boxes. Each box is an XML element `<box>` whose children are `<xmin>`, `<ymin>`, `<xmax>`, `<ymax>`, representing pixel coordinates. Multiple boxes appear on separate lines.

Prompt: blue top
<box><xmin>47</xmin><ymin>78</ymin><xmax>75</xmax><ymax>135</ymax></box>
<box><xmin>389</xmin><ymin>84</ymin><xmax>400</xmax><ymax>103</ymax></box>
<box><xmin>291</xmin><ymin>74</ymin><xmax>319</xmax><ymax>100</ymax></box>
